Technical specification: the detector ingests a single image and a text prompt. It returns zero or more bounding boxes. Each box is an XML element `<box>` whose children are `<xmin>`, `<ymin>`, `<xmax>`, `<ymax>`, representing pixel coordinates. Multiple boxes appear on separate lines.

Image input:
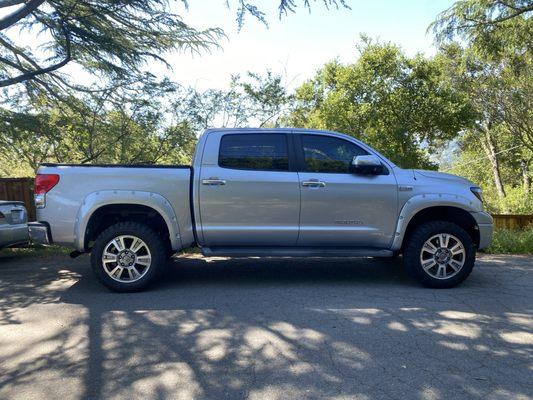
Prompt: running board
<box><xmin>201</xmin><ymin>247</ymin><xmax>393</xmax><ymax>258</ymax></box>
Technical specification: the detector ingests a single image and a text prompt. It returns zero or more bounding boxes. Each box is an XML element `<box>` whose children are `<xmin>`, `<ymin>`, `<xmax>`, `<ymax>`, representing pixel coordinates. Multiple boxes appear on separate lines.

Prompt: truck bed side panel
<box><xmin>36</xmin><ymin>165</ymin><xmax>193</xmax><ymax>250</ymax></box>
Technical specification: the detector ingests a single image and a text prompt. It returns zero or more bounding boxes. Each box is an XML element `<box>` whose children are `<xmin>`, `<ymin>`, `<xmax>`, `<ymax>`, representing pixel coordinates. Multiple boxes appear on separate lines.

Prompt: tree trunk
<box><xmin>521</xmin><ymin>159</ymin><xmax>531</xmax><ymax>194</ymax></box>
<box><xmin>480</xmin><ymin>127</ymin><xmax>507</xmax><ymax>199</ymax></box>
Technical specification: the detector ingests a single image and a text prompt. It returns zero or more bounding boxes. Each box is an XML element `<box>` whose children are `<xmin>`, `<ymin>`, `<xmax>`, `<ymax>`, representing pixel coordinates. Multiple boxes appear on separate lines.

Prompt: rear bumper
<box><xmin>0</xmin><ymin>224</ymin><xmax>29</xmax><ymax>248</ymax></box>
<box><xmin>471</xmin><ymin>211</ymin><xmax>493</xmax><ymax>250</ymax></box>
<box><xmin>28</xmin><ymin>222</ymin><xmax>52</xmax><ymax>245</ymax></box>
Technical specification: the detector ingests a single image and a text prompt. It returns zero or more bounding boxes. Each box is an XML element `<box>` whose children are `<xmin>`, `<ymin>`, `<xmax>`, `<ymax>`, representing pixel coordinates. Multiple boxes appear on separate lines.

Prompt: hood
<box><xmin>413</xmin><ymin>170</ymin><xmax>474</xmax><ymax>186</ymax></box>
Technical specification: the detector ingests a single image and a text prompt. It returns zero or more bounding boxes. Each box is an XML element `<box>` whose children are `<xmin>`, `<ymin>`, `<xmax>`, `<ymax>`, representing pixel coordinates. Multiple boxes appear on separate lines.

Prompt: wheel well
<box><xmin>84</xmin><ymin>204</ymin><xmax>171</xmax><ymax>251</ymax></box>
<box><xmin>402</xmin><ymin>206</ymin><xmax>479</xmax><ymax>250</ymax></box>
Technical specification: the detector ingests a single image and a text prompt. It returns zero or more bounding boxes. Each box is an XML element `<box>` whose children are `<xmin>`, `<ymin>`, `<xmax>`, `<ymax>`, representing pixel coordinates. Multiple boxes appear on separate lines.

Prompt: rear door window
<box><xmin>219</xmin><ymin>134</ymin><xmax>289</xmax><ymax>171</ymax></box>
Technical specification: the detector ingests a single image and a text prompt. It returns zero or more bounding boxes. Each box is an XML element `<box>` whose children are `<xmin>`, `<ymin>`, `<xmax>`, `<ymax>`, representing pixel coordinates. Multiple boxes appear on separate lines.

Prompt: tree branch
<box><xmin>0</xmin><ymin>0</ymin><xmax>45</xmax><ymax>31</ymax></box>
<box><xmin>0</xmin><ymin>0</ymin><xmax>26</xmax><ymax>8</ymax></box>
<box><xmin>0</xmin><ymin>23</ymin><xmax>71</xmax><ymax>87</ymax></box>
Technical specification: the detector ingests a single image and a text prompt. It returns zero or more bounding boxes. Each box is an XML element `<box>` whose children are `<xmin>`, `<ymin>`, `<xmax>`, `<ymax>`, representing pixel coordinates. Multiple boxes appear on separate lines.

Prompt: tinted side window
<box><xmin>219</xmin><ymin>134</ymin><xmax>289</xmax><ymax>171</ymax></box>
<box><xmin>301</xmin><ymin>135</ymin><xmax>368</xmax><ymax>173</ymax></box>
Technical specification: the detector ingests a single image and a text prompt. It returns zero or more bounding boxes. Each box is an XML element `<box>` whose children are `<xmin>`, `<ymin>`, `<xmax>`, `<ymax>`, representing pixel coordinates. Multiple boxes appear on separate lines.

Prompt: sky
<box><xmin>162</xmin><ymin>0</ymin><xmax>456</xmax><ymax>91</ymax></box>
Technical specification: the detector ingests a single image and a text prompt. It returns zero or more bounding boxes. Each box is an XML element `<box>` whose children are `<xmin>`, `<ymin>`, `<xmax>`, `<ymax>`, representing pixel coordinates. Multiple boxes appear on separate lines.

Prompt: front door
<box><xmin>296</xmin><ymin>134</ymin><xmax>398</xmax><ymax>248</ymax></box>
<box><xmin>199</xmin><ymin>132</ymin><xmax>300</xmax><ymax>247</ymax></box>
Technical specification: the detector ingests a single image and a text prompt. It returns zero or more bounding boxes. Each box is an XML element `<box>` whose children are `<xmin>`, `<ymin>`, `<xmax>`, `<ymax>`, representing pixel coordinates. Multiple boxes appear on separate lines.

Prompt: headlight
<box><xmin>470</xmin><ymin>187</ymin><xmax>483</xmax><ymax>203</ymax></box>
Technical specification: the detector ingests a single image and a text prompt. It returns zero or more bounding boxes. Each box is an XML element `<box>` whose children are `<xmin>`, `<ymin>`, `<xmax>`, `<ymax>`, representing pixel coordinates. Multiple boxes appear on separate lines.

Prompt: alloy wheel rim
<box><xmin>102</xmin><ymin>235</ymin><xmax>152</xmax><ymax>283</ymax></box>
<box><xmin>419</xmin><ymin>233</ymin><xmax>466</xmax><ymax>280</ymax></box>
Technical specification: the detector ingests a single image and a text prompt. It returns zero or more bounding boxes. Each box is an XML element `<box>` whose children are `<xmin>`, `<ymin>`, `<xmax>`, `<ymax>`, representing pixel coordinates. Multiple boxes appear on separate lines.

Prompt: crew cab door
<box><xmin>198</xmin><ymin>131</ymin><xmax>300</xmax><ymax>246</ymax></box>
<box><xmin>296</xmin><ymin>133</ymin><xmax>398</xmax><ymax>248</ymax></box>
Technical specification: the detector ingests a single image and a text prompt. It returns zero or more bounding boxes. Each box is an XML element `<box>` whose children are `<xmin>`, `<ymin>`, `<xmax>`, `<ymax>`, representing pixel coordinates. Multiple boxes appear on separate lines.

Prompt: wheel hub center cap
<box><xmin>435</xmin><ymin>249</ymin><xmax>451</xmax><ymax>264</ymax></box>
<box><xmin>118</xmin><ymin>250</ymin><xmax>136</xmax><ymax>266</ymax></box>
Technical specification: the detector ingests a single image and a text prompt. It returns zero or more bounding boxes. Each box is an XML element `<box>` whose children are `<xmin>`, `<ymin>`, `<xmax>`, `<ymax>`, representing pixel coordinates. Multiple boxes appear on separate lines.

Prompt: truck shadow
<box><xmin>162</xmin><ymin>254</ymin><xmax>411</xmax><ymax>288</ymax></box>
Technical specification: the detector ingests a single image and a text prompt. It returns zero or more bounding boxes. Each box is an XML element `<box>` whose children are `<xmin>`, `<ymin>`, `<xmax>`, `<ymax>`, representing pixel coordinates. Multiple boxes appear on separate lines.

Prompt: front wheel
<box><xmin>91</xmin><ymin>222</ymin><xmax>166</xmax><ymax>292</ymax></box>
<box><xmin>403</xmin><ymin>221</ymin><xmax>476</xmax><ymax>288</ymax></box>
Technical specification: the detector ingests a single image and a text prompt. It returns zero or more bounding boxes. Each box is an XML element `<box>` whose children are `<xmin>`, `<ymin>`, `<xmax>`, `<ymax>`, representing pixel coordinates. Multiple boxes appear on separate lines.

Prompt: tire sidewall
<box><xmin>404</xmin><ymin>221</ymin><xmax>476</xmax><ymax>288</ymax></box>
<box><xmin>91</xmin><ymin>222</ymin><xmax>166</xmax><ymax>292</ymax></box>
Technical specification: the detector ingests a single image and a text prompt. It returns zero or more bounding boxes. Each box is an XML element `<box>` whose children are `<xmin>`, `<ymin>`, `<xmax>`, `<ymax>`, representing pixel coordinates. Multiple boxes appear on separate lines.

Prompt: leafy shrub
<box><xmin>485</xmin><ymin>228</ymin><xmax>533</xmax><ymax>254</ymax></box>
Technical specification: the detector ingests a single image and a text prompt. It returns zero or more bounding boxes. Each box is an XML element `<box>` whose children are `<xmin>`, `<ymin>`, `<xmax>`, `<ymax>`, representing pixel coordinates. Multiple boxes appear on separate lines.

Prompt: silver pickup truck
<box><xmin>29</xmin><ymin>128</ymin><xmax>493</xmax><ymax>291</ymax></box>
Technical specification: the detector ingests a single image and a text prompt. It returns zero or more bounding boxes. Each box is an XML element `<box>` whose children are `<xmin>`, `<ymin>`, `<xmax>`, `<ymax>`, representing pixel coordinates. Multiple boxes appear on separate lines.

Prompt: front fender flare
<box><xmin>74</xmin><ymin>190</ymin><xmax>182</xmax><ymax>252</ymax></box>
<box><xmin>390</xmin><ymin>193</ymin><xmax>477</xmax><ymax>251</ymax></box>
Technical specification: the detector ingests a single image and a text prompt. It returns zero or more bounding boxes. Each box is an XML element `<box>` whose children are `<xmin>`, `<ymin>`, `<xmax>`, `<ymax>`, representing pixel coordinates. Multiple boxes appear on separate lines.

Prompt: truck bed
<box><xmin>37</xmin><ymin>164</ymin><xmax>194</xmax><ymax>250</ymax></box>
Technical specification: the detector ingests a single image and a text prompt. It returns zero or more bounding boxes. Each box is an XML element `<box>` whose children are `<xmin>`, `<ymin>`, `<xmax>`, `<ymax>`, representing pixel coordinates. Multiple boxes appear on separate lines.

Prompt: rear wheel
<box><xmin>403</xmin><ymin>221</ymin><xmax>476</xmax><ymax>288</ymax></box>
<box><xmin>91</xmin><ymin>222</ymin><xmax>166</xmax><ymax>292</ymax></box>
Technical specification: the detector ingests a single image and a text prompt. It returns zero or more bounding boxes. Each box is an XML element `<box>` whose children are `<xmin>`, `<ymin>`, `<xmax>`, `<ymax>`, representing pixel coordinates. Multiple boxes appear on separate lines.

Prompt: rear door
<box><xmin>198</xmin><ymin>131</ymin><xmax>300</xmax><ymax>246</ymax></box>
<box><xmin>296</xmin><ymin>133</ymin><xmax>398</xmax><ymax>248</ymax></box>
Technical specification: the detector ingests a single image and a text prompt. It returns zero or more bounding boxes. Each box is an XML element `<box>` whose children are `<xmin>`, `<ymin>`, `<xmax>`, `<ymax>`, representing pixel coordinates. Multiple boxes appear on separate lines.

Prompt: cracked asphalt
<box><xmin>0</xmin><ymin>252</ymin><xmax>532</xmax><ymax>400</ymax></box>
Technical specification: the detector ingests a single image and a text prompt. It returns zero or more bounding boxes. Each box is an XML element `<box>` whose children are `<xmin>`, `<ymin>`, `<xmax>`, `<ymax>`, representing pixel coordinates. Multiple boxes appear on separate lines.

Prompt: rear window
<box><xmin>218</xmin><ymin>134</ymin><xmax>289</xmax><ymax>171</ymax></box>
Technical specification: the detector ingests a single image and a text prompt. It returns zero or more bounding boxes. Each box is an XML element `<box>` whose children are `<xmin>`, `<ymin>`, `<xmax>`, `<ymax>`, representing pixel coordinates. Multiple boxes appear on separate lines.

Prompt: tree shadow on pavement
<box><xmin>0</xmin><ymin>254</ymin><xmax>532</xmax><ymax>399</ymax></box>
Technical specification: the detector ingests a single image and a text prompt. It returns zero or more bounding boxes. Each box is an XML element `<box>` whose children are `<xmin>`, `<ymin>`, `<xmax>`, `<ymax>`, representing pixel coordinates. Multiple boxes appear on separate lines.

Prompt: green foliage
<box><xmin>485</xmin><ymin>227</ymin><xmax>533</xmax><ymax>254</ymax></box>
<box><xmin>287</xmin><ymin>39</ymin><xmax>474</xmax><ymax>168</ymax></box>
<box><xmin>448</xmin><ymin>127</ymin><xmax>533</xmax><ymax>214</ymax></box>
<box><xmin>0</xmin><ymin>76</ymin><xmax>197</xmax><ymax>174</ymax></box>
<box><xmin>173</xmin><ymin>71</ymin><xmax>291</xmax><ymax>130</ymax></box>
<box><xmin>433</xmin><ymin>1</ymin><xmax>532</xmax><ymax>213</ymax></box>
<box><xmin>431</xmin><ymin>0</ymin><xmax>532</xmax><ymax>61</ymax></box>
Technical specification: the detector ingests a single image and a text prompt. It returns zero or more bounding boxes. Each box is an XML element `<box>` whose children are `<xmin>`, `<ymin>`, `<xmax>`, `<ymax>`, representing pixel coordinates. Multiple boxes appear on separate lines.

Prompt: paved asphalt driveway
<box><xmin>0</xmin><ymin>252</ymin><xmax>531</xmax><ymax>400</ymax></box>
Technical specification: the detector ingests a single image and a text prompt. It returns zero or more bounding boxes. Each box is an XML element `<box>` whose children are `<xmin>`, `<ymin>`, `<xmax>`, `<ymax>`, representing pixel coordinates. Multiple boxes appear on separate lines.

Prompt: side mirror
<box><xmin>350</xmin><ymin>155</ymin><xmax>384</xmax><ymax>175</ymax></box>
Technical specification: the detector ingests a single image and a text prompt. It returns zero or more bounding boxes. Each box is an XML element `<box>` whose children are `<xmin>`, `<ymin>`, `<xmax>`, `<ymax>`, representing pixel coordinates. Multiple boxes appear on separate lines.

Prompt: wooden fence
<box><xmin>1</xmin><ymin>177</ymin><xmax>532</xmax><ymax>228</ymax></box>
<box><xmin>492</xmin><ymin>214</ymin><xmax>533</xmax><ymax>230</ymax></box>
<box><xmin>0</xmin><ymin>177</ymin><xmax>35</xmax><ymax>221</ymax></box>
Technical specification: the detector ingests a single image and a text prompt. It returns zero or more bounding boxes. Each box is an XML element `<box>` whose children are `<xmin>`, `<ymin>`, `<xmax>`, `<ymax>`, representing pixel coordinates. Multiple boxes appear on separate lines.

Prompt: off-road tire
<box><xmin>403</xmin><ymin>221</ymin><xmax>476</xmax><ymax>288</ymax></box>
<box><xmin>91</xmin><ymin>221</ymin><xmax>167</xmax><ymax>292</ymax></box>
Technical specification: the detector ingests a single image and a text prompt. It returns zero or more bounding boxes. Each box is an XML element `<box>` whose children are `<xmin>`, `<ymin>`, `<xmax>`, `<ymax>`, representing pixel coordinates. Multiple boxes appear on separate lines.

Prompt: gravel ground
<box><xmin>0</xmin><ymin>252</ymin><xmax>532</xmax><ymax>400</ymax></box>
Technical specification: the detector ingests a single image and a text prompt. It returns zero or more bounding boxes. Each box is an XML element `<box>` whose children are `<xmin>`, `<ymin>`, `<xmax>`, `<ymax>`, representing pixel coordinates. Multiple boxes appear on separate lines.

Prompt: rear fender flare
<box><xmin>74</xmin><ymin>190</ymin><xmax>181</xmax><ymax>252</ymax></box>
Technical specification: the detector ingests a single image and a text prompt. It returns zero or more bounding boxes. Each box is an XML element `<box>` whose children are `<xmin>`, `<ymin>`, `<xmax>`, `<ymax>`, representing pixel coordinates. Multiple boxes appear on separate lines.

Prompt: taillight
<box><xmin>34</xmin><ymin>174</ymin><xmax>60</xmax><ymax>209</ymax></box>
<box><xmin>35</xmin><ymin>174</ymin><xmax>60</xmax><ymax>194</ymax></box>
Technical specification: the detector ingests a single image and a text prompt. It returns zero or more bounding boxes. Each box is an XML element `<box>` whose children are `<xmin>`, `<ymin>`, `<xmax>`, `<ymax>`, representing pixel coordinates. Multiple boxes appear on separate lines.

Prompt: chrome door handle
<box><xmin>301</xmin><ymin>180</ymin><xmax>326</xmax><ymax>188</ymax></box>
<box><xmin>202</xmin><ymin>178</ymin><xmax>226</xmax><ymax>186</ymax></box>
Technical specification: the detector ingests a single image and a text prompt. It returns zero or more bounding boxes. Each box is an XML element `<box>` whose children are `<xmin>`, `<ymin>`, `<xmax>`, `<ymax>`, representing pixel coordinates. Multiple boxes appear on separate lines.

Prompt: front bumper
<box><xmin>0</xmin><ymin>223</ymin><xmax>29</xmax><ymax>248</ymax></box>
<box><xmin>471</xmin><ymin>211</ymin><xmax>493</xmax><ymax>250</ymax></box>
<box><xmin>28</xmin><ymin>222</ymin><xmax>52</xmax><ymax>245</ymax></box>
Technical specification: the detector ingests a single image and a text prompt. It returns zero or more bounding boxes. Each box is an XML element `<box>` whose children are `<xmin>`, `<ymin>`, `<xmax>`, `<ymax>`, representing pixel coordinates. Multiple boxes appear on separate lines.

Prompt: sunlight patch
<box><xmin>499</xmin><ymin>331</ymin><xmax>533</xmax><ymax>345</ymax></box>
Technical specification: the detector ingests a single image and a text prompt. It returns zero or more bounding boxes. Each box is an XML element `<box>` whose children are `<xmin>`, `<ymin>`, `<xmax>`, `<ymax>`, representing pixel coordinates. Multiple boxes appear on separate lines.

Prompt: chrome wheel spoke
<box><xmin>436</xmin><ymin>264</ymin><xmax>447</xmax><ymax>278</ymax></box>
<box><xmin>423</xmin><ymin>241</ymin><xmax>438</xmax><ymax>254</ymax></box>
<box><xmin>422</xmin><ymin>258</ymin><xmax>436</xmax><ymax>270</ymax></box>
<box><xmin>136</xmin><ymin>255</ymin><xmax>151</xmax><ymax>267</ymax></box>
<box><xmin>439</xmin><ymin>234</ymin><xmax>450</xmax><ymax>248</ymax></box>
<box><xmin>130</xmin><ymin>238</ymin><xmax>144</xmax><ymax>254</ymax></box>
<box><xmin>130</xmin><ymin>266</ymin><xmax>141</xmax><ymax>279</ymax></box>
<box><xmin>450</xmin><ymin>243</ymin><xmax>464</xmax><ymax>256</ymax></box>
<box><xmin>448</xmin><ymin>259</ymin><xmax>463</xmax><ymax>271</ymax></box>
<box><xmin>102</xmin><ymin>252</ymin><xmax>117</xmax><ymax>264</ymax></box>
<box><xmin>109</xmin><ymin>265</ymin><xmax>123</xmax><ymax>279</ymax></box>
<box><xmin>112</xmin><ymin>237</ymin><xmax>125</xmax><ymax>252</ymax></box>
<box><xmin>127</xmin><ymin>267</ymin><xmax>138</xmax><ymax>280</ymax></box>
